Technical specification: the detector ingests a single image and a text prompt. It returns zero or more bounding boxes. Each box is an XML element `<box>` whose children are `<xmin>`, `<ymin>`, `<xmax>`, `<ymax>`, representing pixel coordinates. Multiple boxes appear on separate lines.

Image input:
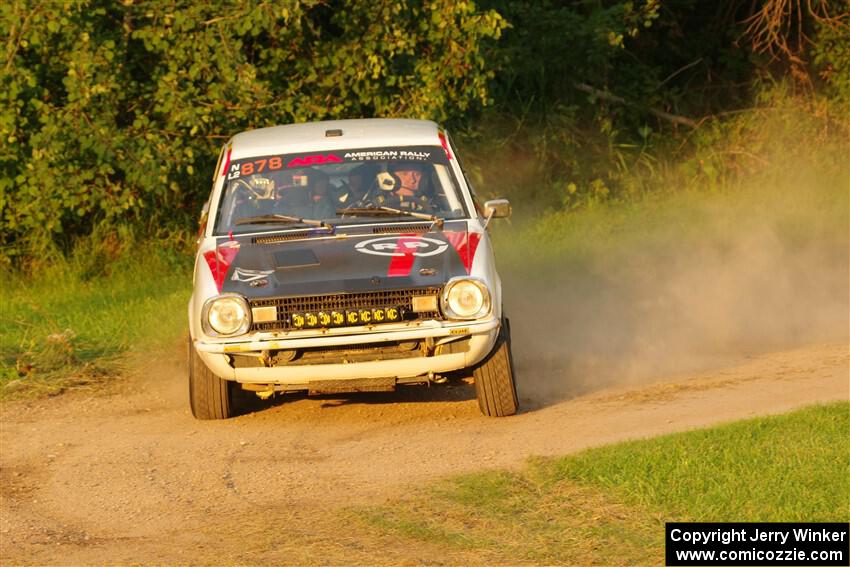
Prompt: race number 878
<box><xmin>228</xmin><ymin>157</ymin><xmax>283</xmax><ymax>179</ymax></box>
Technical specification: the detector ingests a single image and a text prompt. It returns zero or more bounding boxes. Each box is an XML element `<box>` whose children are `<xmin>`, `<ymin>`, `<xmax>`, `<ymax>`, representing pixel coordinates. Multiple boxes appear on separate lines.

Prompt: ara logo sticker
<box><xmin>355</xmin><ymin>236</ymin><xmax>448</xmax><ymax>257</ymax></box>
<box><xmin>231</xmin><ymin>267</ymin><xmax>274</xmax><ymax>282</ymax></box>
<box><xmin>287</xmin><ymin>154</ymin><xmax>343</xmax><ymax>168</ymax></box>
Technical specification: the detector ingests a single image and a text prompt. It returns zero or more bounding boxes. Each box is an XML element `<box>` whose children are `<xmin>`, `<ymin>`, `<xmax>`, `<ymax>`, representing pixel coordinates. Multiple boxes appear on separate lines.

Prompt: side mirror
<box><xmin>483</xmin><ymin>198</ymin><xmax>511</xmax><ymax>219</ymax></box>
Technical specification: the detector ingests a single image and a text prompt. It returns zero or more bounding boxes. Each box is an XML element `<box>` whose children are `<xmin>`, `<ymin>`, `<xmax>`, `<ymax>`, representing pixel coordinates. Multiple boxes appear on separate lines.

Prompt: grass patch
<box><xmin>545</xmin><ymin>402</ymin><xmax>850</xmax><ymax>522</ymax></box>
<box><xmin>353</xmin><ymin>403</ymin><xmax>849</xmax><ymax>565</ymax></box>
<box><xmin>0</xmin><ymin>241</ymin><xmax>192</xmax><ymax>399</ymax></box>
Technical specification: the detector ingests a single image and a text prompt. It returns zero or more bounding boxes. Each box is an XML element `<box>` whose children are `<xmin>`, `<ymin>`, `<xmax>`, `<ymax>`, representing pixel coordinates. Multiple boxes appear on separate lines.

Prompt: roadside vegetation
<box><xmin>0</xmin><ymin>230</ymin><xmax>191</xmax><ymax>399</ymax></box>
<box><xmin>353</xmin><ymin>402</ymin><xmax>850</xmax><ymax>565</ymax></box>
<box><xmin>487</xmin><ymin>90</ymin><xmax>848</xmax><ymax>267</ymax></box>
<box><xmin>1</xmin><ymin>88</ymin><xmax>846</xmax><ymax>398</ymax></box>
<box><xmin>3</xmin><ymin>0</ymin><xmax>847</xmax><ymax>260</ymax></box>
<box><xmin>1</xmin><ymin>0</ymin><xmax>847</xmax><ymax>396</ymax></box>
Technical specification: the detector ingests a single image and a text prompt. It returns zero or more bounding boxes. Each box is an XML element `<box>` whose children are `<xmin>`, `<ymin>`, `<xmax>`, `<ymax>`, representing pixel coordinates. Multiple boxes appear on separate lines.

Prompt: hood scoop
<box><xmin>274</xmin><ymin>249</ymin><xmax>320</xmax><ymax>269</ymax></box>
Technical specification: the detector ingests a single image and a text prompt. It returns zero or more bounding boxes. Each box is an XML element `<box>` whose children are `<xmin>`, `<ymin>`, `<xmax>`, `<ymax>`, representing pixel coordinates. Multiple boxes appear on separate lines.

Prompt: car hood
<box><xmin>206</xmin><ymin>222</ymin><xmax>482</xmax><ymax>298</ymax></box>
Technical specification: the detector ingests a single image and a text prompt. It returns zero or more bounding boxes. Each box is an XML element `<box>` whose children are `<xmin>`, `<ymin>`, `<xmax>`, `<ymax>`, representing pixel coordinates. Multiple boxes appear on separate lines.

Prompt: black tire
<box><xmin>473</xmin><ymin>318</ymin><xmax>519</xmax><ymax>417</ymax></box>
<box><xmin>188</xmin><ymin>338</ymin><xmax>235</xmax><ymax>420</ymax></box>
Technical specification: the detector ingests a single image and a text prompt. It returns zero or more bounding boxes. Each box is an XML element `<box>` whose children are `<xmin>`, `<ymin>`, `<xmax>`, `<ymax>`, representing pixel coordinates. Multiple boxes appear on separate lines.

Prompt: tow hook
<box><xmin>255</xmin><ymin>387</ymin><xmax>275</xmax><ymax>400</ymax></box>
<box><xmin>428</xmin><ymin>371</ymin><xmax>447</xmax><ymax>384</ymax></box>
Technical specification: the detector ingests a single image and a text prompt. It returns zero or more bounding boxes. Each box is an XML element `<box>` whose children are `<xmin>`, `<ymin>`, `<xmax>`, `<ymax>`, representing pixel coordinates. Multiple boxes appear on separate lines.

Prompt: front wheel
<box><xmin>473</xmin><ymin>319</ymin><xmax>519</xmax><ymax>417</ymax></box>
<box><xmin>189</xmin><ymin>338</ymin><xmax>235</xmax><ymax>420</ymax></box>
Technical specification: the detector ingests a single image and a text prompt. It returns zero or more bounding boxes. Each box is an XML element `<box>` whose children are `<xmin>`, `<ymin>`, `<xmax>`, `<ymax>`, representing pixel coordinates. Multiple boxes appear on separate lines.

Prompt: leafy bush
<box><xmin>813</xmin><ymin>18</ymin><xmax>850</xmax><ymax>107</ymax></box>
<box><xmin>458</xmin><ymin>80</ymin><xmax>848</xmax><ymax>220</ymax></box>
<box><xmin>0</xmin><ymin>0</ymin><xmax>505</xmax><ymax>262</ymax></box>
<box><xmin>2</xmin><ymin>0</ymin><xmax>847</xmax><ymax>266</ymax></box>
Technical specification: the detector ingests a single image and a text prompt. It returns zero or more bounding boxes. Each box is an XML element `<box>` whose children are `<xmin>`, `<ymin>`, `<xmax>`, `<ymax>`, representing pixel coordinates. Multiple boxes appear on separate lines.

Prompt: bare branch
<box><xmin>574</xmin><ymin>83</ymin><xmax>697</xmax><ymax>129</ymax></box>
<box><xmin>656</xmin><ymin>58</ymin><xmax>704</xmax><ymax>90</ymax></box>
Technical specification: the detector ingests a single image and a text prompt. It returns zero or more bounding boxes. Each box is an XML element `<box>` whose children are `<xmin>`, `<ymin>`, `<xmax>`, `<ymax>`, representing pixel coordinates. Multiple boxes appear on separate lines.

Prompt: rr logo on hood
<box><xmin>231</xmin><ymin>267</ymin><xmax>274</xmax><ymax>282</ymax></box>
<box><xmin>355</xmin><ymin>236</ymin><xmax>448</xmax><ymax>257</ymax></box>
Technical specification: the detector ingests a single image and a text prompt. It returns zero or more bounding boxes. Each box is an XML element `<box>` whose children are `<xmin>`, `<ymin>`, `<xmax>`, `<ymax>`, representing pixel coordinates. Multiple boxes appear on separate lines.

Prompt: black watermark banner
<box><xmin>666</xmin><ymin>523</ymin><xmax>849</xmax><ymax>566</ymax></box>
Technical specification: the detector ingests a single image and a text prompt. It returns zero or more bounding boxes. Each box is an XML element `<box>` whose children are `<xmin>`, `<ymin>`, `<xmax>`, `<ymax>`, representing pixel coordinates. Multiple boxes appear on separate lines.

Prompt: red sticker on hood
<box><xmin>444</xmin><ymin>231</ymin><xmax>481</xmax><ymax>274</ymax></box>
<box><xmin>203</xmin><ymin>242</ymin><xmax>241</xmax><ymax>292</ymax></box>
<box><xmin>386</xmin><ymin>235</ymin><xmax>421</xmax><ymax>277</ymax></box>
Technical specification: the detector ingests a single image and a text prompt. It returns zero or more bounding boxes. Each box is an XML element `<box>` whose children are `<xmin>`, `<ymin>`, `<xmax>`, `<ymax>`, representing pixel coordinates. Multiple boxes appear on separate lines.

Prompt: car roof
<box><xmin>228</xmin><ymin>118</ymin><xmax>443</xmax><ymax>159</ymax></box>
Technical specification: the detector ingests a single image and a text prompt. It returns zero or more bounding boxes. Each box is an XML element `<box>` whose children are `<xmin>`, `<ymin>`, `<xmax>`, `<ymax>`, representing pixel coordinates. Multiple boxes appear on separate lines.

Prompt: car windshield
<box><xmin>213</xmin><ymin>145</ymin><xmax>468</xmax><ymax>235</ymax></box>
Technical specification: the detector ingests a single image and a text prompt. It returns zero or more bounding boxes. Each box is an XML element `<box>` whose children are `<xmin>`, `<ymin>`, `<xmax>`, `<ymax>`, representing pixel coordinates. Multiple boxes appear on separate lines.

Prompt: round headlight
<box><xmin>204</xmin><ymin>295</ymin><xmax>251</xmax><ymax>336</ymax></box>
<box><xmin>443</xmin><ymin>278</ymin><xmax>491</xmax><ymax>320</ymax></box>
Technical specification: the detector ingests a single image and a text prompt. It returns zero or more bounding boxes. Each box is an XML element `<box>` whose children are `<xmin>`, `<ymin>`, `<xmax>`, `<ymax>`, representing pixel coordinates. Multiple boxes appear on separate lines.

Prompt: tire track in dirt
<box><xmin>1</xmin><ymin>341</ymin><xmax>847</xmax><ymax>565</ymax></box>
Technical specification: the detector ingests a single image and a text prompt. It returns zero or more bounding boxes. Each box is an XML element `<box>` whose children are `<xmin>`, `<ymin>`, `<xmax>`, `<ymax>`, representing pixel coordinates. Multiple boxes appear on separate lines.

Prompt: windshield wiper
<box><xmin>335</xmin><ymin>206</ymin><xmax>444</xmax><ymax>228</ymax></box>
<box><xmin>235</xmin><ymin>214</ymin><xmax>334</xmax><ymax>232</ymax></box>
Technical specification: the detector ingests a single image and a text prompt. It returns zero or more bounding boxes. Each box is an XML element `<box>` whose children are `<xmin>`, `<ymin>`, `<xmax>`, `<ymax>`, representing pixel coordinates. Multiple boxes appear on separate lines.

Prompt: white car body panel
<box><xmin>189</xmin><ymin>118</ymin><xmax>506</xmax><ymax>391</ymax></box>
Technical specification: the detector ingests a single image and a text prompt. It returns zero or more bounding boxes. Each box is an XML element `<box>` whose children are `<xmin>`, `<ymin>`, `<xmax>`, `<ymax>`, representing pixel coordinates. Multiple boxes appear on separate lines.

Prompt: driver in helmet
<box><xmin>372</xmin><ymin>162</ymin><xmax>434</xmax><ymax>212</ymax></box>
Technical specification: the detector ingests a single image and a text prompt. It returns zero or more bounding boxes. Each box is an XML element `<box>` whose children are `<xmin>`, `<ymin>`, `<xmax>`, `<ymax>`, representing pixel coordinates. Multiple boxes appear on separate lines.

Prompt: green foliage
<box><xmin>2</xmin><ymin>0</ymin><xmax>847</xmax><ymax>264</ymax></box>
<box><xmin>458</xmin><ymin>1</ymin><xmax>845</xmax><ymax>215</ymax></box>
<box><xmin>458</xmin><ymin>83</ymin><xmax>848</xmax><ymax>217</ymax></box>
<box><xmin>812</xmin><ymin>17</ymin><xmax>850</xmax><ymax>107</ymax></box>
<box><xmin>479</xmin><ymin>0</ymin><xmax>753</xmax><ymax>124</ymax></box>
<box><xmin>0</xmin><ymin>0</ymin><xmax>505</xmax><ymax>261</ymax></box>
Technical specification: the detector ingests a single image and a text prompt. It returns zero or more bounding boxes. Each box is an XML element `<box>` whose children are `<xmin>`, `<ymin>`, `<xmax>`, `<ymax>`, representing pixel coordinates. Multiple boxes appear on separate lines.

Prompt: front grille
<box><xmin>249</xmin><ymin>287</ymin><xmax>442</xmax><ymax>331</ymax></box>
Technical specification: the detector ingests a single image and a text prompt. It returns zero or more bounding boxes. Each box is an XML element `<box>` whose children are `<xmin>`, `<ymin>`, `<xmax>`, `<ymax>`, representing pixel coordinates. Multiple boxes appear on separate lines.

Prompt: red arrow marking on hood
<box><xmin>203</xmin><ymin>243</ymin><xmax>240</xmax><ymax>292</ymax></box>
<box><xmin>387</xmin><ymin>235</ymin><xmax>421</xmax><ymax>277</ymax></box>
<box><xmin>444</xmin><ymin>231</ymin><xmax>481</xmax><ymax>274</ymax></box>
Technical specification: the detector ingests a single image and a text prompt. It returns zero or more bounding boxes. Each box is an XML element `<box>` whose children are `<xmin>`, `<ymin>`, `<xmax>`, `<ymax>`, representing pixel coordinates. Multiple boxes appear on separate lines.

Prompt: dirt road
<box><xmin>1</xmin><ymin>341</ymin><xmax>847</xmax><ymax>565</ymax></box>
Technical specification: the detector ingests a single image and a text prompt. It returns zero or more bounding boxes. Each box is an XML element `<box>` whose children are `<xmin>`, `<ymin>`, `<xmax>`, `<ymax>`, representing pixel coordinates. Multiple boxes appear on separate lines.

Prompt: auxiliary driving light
<box><xmin>287</xmin><ymin>306</ymin><xmax>408</xmax><ymax>329</ymax></box>
<box><xmin>251</xmin><ymin>305</ymin><xmax>277</xmax><ymax>323</ymax></box>
<box><xmin>412</xmin><ymin>295</ymin><xmax>438</xmax><ymax>312</ymax></box>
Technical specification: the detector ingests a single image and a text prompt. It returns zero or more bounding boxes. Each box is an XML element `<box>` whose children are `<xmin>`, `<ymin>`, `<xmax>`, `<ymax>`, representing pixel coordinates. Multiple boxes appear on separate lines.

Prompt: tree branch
<box><xmin>574</xmin><ymin>83</ymin><xmax>697</xmax><ymax>129</ymax></box>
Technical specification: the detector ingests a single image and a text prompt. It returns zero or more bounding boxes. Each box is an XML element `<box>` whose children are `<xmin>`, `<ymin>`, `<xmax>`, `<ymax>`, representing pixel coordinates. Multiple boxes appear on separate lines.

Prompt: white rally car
<box><xmin>188</xmin><ymin>119</ymin><xmax>517</xmax><ymax>419</ymax></box>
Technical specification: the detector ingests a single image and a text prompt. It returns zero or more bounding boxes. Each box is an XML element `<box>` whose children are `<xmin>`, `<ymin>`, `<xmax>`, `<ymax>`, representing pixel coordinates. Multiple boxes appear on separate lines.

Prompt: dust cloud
<box><xmin>501</xmin><ymin>181</ymin><xmax>849</xmax><ymax>407</ymax></box>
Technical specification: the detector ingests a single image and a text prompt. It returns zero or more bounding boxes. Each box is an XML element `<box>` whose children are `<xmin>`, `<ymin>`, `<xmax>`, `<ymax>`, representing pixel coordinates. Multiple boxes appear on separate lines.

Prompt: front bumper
<box><xmin>194</xmin><ymin>317</ymin><xmax>500</xmax><ymax>385</ymax></box>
